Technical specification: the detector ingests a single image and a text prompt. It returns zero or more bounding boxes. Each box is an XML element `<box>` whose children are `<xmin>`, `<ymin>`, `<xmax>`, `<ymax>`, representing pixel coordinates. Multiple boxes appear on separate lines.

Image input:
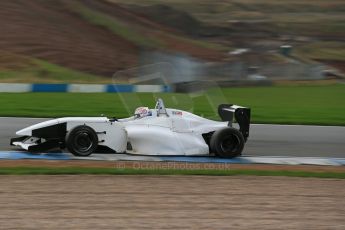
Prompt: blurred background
<box><xmin>0</xmin><ymin>3</ymin><xmax>344</xmax><ymax>229</ymax></box>
<box><xmin>0</xmin><ymin>0</ymin><xmax>344</xmax><ymax>86</ymax></box>
<box><xmin>0</xmin><ymin>0</ymin><xmax>344</xmax><ymax>124</ymax></box>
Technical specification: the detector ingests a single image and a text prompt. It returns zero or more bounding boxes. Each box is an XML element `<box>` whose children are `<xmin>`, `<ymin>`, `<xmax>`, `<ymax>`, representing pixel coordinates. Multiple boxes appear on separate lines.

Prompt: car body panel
<box><xmin>11</xmin><ymin>99</ymin><xmax>250</xmax><ymax>156</ymax></box>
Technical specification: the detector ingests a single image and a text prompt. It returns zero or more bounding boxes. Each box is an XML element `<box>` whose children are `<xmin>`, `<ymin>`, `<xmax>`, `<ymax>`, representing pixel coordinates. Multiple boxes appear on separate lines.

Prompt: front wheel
<box><xmin>210</xmin><ymin>127</ymin><xmax>245</xmax><ymax>158</ymax></box>
<box><xmin>65</xmin><ymin>125</ymin><xmax>98</xmax><ymax>156</ymax></box>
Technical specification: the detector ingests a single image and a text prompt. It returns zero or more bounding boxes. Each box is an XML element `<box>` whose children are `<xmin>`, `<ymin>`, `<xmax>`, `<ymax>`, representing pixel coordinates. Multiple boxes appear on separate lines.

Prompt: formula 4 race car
<box><xmin>11</xmin><ymin>99</ymin><xmax>250</xmax><ymax>158</ymax></box>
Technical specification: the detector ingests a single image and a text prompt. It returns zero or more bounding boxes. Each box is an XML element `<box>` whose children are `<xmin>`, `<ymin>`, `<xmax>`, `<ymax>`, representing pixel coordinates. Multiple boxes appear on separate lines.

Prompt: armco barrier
<box><xmin>0</xmin><ymin>83</ymin><xmax>171</xmax><ymax>93</ymax></box>
<box><xmin>32</xmin><ymin>84</ymin><xmax>68</xmax><ymax>92</ymax></box>
<box><xmin>0</xmin><ymin>83</ymin><xmax>31</xmax><ymax>92</ymax></box>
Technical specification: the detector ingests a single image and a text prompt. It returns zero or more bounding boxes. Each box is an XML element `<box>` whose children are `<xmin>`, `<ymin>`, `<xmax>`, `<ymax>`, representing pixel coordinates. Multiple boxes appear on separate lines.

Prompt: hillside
<box><xmin>0</xmin><ymin>0</ymin><xmax>344</xmax><ymax>83</ymax></box>
<box><xmin>0</xmin><ymin>0</ymin><xmax>225</xmax><ymax>82</ymax></box>
<box><xmin>114</xmin><ymin>0</ymin><xmax>345</xmax><ymax>71</ymax></box>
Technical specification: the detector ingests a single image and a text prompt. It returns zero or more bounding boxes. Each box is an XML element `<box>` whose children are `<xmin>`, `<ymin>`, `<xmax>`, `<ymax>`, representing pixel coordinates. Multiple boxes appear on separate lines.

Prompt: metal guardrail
<box><xmin>0</xmin><ymin>83</ymin><xmax>171</xmax><ymax>93</ymax></box>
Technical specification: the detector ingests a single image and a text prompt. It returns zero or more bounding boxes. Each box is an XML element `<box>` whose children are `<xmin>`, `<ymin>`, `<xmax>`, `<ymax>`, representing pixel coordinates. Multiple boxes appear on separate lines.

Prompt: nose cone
<box><xmin>15</xmin><ymin>119</ymin><xmax>60</xmax><ymax>136</ymax></box>
<box><xmin>16</xmin><ymin>128</ymin><xmax>32</xmax><ymax>136</ymax></box>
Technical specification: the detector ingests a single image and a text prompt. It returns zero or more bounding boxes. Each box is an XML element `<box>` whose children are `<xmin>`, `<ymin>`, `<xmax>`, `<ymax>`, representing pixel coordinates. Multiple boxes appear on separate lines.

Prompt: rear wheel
<box><xmin>210</xmin><ymin>127</ymin><xmax>245</xmax><ymax>158</ymax></box>
<box><xmin>65</xmin><ymin>125</ymin><xmax>98</xmax><ymax>156</ymax></box>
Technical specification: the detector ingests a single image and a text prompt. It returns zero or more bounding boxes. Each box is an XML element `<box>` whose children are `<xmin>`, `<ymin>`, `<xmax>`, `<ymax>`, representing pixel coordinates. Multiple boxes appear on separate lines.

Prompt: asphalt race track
<box><xmin>0</xmin><ymin>117</ymin><xmax>344</xmax><ymax>158</ymax></box>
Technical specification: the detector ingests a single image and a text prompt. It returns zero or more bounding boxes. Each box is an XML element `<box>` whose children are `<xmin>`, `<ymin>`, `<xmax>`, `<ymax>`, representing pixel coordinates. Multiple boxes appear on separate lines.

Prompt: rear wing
<box><xmin>218</xmin><ymin>104</ymin><xmax>251</xmax><ymax>141</ymax></box>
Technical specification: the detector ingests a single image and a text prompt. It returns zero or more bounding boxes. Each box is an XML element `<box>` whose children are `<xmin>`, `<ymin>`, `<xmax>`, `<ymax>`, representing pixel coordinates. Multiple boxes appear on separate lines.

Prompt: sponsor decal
<box><xmin>172</xmin><ymin>111</ymin><xmax>183</xmax><ymax>116</ymax></box>
<box><xmin>135</xmin><ymin>107</ymin><xmax>152</xmax><ymax>118</ymax></box>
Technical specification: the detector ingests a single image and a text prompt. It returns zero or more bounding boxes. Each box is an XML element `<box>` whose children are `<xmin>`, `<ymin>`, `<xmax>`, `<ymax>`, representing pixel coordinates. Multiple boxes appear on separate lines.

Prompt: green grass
<box><xmin>295</xmin><ymin>42</ymin><xmax>345</xmax><ymax>62</ymax></box>
<box><xmin>66</xmin><ymin>1</ymin><xmax>162</xmax><ymax>48</ymax></box>
<box><xmin>0</xmin><ymin>167</ymin><xmax>344</xmax><ymax>178</ymax></box>
<box><xmin>0</xmin><ymin>84</ymin><xmax>344</xmax><ymax>125</ymax></box>
<box><xmin>219</xmin><ymin>84</ymin><xmax>345</xmax><ymax>125</ymax></box>
<box><xmin>0</xmin><ymin>58</ymin><xmax>111</xmax><ymax>83</ymax></box>
<box><xmin>66</xmin><ymin>1</ymin><xmax>226</xmax><ymax>52</ymax></box>
<box><xmin>112</xmin><ymin>0</ymin><xmax>345</xmax><ymax>38</ymax></box>
<box><xmin>169</xmin><ymin>34</ymin><xmax>230</xmax><ymax>51</ymax></box>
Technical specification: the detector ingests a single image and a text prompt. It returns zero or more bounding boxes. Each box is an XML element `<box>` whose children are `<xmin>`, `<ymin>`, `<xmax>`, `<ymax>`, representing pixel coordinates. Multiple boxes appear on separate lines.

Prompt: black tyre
<box><xmin>210</xmin><ymin>127</ymin><xmax>245</xmax><ymax>158</ymax></box>
<box><xmin>65</xmin><ymin>125</ymin><xmax>98</xmax><ymax>156</ymax></box>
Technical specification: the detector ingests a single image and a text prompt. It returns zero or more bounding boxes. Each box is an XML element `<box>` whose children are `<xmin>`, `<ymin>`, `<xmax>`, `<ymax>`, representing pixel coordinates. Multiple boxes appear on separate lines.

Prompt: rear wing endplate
<box><xmin>218</xmin><ymin>104</ymin><xmax>251</xmax><ymax>140</ymax></box>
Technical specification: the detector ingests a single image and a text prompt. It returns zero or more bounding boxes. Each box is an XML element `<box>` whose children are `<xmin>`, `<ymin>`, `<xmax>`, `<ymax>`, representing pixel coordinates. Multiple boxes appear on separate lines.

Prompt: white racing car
<box><xmin>11</xmin><ymin>99</ymin><xmax>250</xmax><ymax>158</ymax></box>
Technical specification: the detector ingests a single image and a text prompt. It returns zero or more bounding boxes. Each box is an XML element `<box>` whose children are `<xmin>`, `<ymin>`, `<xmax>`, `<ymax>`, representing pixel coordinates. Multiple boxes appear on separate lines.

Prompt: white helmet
<box><xmin>134</xmin><ymin>107</ymin><xmax>151</xmax><ymax>119</ymax></box>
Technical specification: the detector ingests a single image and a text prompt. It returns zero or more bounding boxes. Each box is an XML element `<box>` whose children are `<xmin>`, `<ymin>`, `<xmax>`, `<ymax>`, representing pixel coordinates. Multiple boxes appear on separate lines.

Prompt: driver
<box><xmin>134</xmin><ymin>107</ymin><xmax>152</xmax><ymax>119</ymax></box>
